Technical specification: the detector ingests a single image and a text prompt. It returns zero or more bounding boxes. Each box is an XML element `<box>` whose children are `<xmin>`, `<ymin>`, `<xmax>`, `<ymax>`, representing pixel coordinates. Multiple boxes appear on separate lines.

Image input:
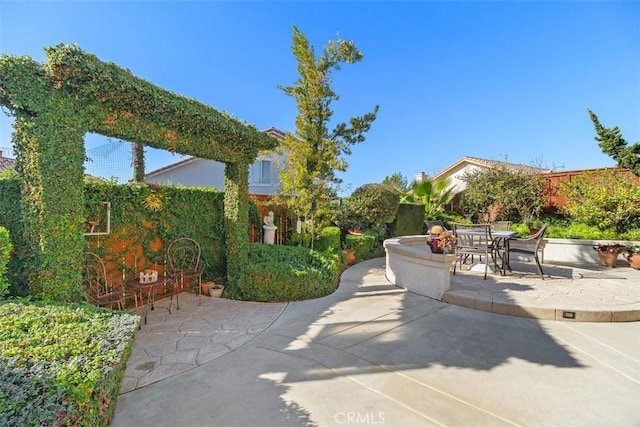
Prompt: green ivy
<box><xmin>0</xmin><ymin>227</ymin><xmax>11</xmax><ymax>297</ymax></box>
<box><xmin>0</xmin><ymin>44</ymin><xmax>277</xmax><ymax>302</ymax></box>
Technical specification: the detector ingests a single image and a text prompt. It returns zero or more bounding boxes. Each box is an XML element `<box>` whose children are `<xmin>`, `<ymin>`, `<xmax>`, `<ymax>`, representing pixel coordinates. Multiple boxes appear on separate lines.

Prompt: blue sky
<box><xmin>1</xmin><ymin>1</ymin><xmax>638</xmax><ymax>195</ymax></box>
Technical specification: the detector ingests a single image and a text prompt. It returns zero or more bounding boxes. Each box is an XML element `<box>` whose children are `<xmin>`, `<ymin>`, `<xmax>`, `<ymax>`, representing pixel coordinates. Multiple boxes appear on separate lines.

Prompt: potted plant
<box><xmin>626</xmin><ymin>244</ymin><xmax>640</xmax><ymax>269</ymax></box>
<box><xmin>593</xmin><ymin>243</ymin><xmax>627</xmax><ymax>268</ymax></box>
<box><xmin>342</xmin><ymin>238</ymin><xmax>357</xmax><ymax>265</ymax></box>
<box><xmin>427</xmin><ymin>229</ymin><xmax>455</xmax><ymax>254</ymax></box>
<box><xmin>209</xmin><ymin>283</ymin><xmax>225</xmax><ymax>297</ymax></box>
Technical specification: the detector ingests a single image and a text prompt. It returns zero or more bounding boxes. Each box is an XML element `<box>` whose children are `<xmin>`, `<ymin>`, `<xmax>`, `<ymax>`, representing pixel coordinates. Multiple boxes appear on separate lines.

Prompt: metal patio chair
<box><xmin>166</xmin><ymin>237</ymin><xmax>204</xmax><ymax>298</ymax></box>
<box><xmin>82</xmin><ymin>252</ymin><xmax>125</xmax><ymax>310</ymax></box>
<box><xmin>506</xmin><ymin>224</ymin><xmax>549</xmax><ymax>278</ymax></box>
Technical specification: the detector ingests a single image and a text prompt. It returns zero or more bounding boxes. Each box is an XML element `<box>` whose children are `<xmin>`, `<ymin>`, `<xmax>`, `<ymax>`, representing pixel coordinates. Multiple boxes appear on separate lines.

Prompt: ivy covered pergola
<box><xmin>0</xmin><ymin>44</ymin><xmax>277</xmax><ymax>302</ymax></box>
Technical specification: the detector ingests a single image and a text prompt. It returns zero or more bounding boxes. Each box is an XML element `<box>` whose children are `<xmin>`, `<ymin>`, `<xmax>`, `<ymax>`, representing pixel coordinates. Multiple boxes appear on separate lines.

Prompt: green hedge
<box><xmin>0</xmin><ymin>178</ymin><xmax>27</xmax><ymax>296</ymax></box>
<box><xmin>229</xmin><ymin>243</ymin><xmax>339</xmax><ymax>302</ymax></box>
<box><xmin>315</xmin><ymin>226</ymin><xmax>341</xmax><ymax>253</ymax></box>
<box><xmin>344</xmin><ymin>234</ymin><xmax>376</xmax><ymax>261</ymax></box>
<box><xmin>0</xmin><ymin>227</ymin><xmax>11</xmax><ymax>298</ymax></box>
<box><xmin>0</xmin><ymin>301</ymin><xmax>139</xmax><ymax>426</ymax></box>
<box><xmin>389</xmin><ymin>203</ymin><xmax>425</xmax><ymax>237</ymax></box>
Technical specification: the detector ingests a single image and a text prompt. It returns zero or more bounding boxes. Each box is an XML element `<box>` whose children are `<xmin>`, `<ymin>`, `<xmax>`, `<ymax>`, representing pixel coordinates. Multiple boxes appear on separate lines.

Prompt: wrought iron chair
<box><xmin>166</xmin><ymin>237</ymin><xmax>204</xmax><ymax>298</ymax></box>
<box><xmin>82</xmin><ymin>252</ymin><xmax>125</xmax><ymax>310</ymax></box>
<box><xmin>506</xmin><ymin>224</ymin><xmax>549</xmax><ymax>278</ymax></box>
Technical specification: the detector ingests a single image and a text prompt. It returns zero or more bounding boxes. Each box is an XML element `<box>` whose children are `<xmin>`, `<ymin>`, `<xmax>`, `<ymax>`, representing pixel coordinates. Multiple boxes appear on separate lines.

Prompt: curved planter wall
<box><xmin>383</xmin><ymin>235</ymin><xmax>456</xmax><ymax>300</ymax></box>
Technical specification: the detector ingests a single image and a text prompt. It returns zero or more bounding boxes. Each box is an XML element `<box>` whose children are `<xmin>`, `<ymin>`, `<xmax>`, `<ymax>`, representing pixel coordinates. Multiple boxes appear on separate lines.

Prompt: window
<box><xmin>249</xmin><ymin>160</ymin><xmax>271</xmax><ymax>184</ymax></box>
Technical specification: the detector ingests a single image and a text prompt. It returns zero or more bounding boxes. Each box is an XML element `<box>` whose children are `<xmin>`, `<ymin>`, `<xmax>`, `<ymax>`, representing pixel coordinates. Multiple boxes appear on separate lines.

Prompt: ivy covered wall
<box><xmin>0</xmin><ymin>178</ymin><xmax>228</xmax><ymax>295</ymax></box>
<box><xmin>0</xmin><ymin>44</ymin><xmax>277</xmax><ymax>301</ymax></box>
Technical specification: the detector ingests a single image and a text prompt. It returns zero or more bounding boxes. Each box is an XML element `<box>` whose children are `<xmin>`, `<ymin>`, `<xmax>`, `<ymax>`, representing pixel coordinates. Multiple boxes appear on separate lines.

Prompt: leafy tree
<box><xmin>381</xmin><ymin>172</ymin><xmax>410</xmax><ymax>192</ymax></box>
<box><xmin>559</xmin><ymin>168</ymin><xmax>640</xmax><ymax>233</ymax></box>
<box><xmin>460</xmin><ymin>164</ymin><xmax>546</xmax><ymax>224</ymax></box>
<box><xmin>278</xmin><ymin>25</ymin><xmax>379</xmax><ymax>217</ymax></box>
<box><xmin>588</xmin><ymin>109</ymin><xmax>640</xmax><ymax>177</ymax></box>
<box><xmin>400</xmin><ymin>179</ymin><xmax>454</xmax><ymax>220</ymax></box>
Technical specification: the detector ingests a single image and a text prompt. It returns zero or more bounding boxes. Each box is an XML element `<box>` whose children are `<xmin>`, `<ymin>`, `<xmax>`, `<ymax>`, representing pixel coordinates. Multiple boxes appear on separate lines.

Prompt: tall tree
<box><xmin>588</xmin><ymin>109</ymin><xmax>640</xmax><ymax>177</ymax></box>
<box><xmin>381</xmin><ymin>172</ymin><xmax>410</xmax><ymax>192</ymax></box>
<box><xmin>278</xmin><ymin>25</ymin><xmax>378</xmax><ymax>216</ymax></box>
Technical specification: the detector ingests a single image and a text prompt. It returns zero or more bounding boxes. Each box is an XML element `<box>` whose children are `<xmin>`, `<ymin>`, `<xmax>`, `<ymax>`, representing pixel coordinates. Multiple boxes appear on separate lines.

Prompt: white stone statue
<box><xmin>263</xmin><ymin>211</ymin><xmax>277</xmax><ymax>244</ymax></box>
<box><xmin>263</xmin><ymin>211</ymin><xmax>275</xmax><ymax>227</ymax></box>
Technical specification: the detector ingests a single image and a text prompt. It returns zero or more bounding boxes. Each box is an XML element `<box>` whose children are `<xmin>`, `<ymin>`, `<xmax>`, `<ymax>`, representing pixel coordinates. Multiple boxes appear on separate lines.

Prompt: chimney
<box><xmin>415</xmin><ymin>172</ymin><xmax>427</xmax><ymax>184</ymax></box>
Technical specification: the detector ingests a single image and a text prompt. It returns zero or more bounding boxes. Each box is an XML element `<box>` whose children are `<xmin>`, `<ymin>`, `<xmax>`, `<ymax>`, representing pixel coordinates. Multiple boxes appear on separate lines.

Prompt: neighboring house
<box><xmin>426</xmin><ymin>156</ymin><xmax>552</xmax><ymax>195</ymax></box>
<box><xmin>145</xmin><ymin>127</ymin><xmax>286</xmax><ymax>195</ymax></box>
<box><xmin>0</xmin><ymin>150</ymin><xmax>16</xmax><ymax>173</ymax></box>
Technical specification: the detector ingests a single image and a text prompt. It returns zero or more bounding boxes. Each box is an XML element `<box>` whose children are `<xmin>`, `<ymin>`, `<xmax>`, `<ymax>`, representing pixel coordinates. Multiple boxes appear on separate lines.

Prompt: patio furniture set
<box><xmin>82</xmin><ymin>237</ymin><xmax>204</xmax><ymax>324</ymax></box>
<box><xmin>426</xmin><ymin>220</ymin><xmax>548</xmax><ymax>280</ymax></box>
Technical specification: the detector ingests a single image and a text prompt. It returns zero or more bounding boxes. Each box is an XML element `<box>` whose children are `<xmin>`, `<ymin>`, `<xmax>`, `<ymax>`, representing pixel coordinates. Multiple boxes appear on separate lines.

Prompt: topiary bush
<box><xmin>389</xmin><ymin>203</ymin><xmax>425</xmax><ymax>237</ymax></box>
<box><xmin>344</xmin><ymin>233</ymin><xmax>376</xmax><ymax>261</ymax></box>
<box><xmin>228</xmin><ymin>243</ymin><xmax>339</xmax><ymax>302</ymax></box>
<box><xmin>314</xmin><ymin>226</ymin><xmax>341</xmax><ymax>253</ymax></box>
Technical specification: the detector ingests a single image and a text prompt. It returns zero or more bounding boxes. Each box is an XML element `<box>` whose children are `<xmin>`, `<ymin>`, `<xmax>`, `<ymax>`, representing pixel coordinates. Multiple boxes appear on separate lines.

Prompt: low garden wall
<box><xmin>539</xmin><ymin>238</ymin><xmax>640</xmax><ymax>266</ymax></box>
<box><xmin>383</xmin><ymin>235</ymin><xmax>456</xmax><ymax>300</ymax></box>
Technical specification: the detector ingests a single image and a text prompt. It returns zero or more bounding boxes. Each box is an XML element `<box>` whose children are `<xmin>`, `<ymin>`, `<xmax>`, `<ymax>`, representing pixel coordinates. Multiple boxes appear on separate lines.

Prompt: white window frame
<box><xmin>250</xmin><ymin>160</ymin><xmax>271</xmax><ymax>185</ymax></box>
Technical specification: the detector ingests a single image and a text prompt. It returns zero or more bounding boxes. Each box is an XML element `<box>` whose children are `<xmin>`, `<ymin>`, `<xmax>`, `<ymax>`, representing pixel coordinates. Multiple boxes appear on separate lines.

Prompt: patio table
<box><xmin>125</xmin><ymin>276</ymin><xmax>177</xmax><ymax>324</ymax></box>
<box><xmin>454</xmin><ymin>229</ymin><xmax>516</xmax><ymax>275</ymax></box>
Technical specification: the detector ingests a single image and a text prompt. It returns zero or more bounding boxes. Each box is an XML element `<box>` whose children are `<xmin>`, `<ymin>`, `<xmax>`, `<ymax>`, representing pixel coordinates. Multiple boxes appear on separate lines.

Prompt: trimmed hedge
<box><xmin>0</xmin><ymin>227</ymin><xmax>10</xmax><ymax>298</ymax></box>
<box><xmin>0</xmin><ymin>301</ymin><xmax>139</xmax><ymax>426</ymax></box>
<box><xmin>344</xmin><ymin>234</ymin><xmax>376</xmax><ymax>261</ymax></box>
<box><xmin>315</xmin><ymin>226</ymin><xmax>341</xmax><ymax>253</ymax></box>
<box><xmin>390</xmin><ymin>203</ymin><xmax>425</xmax><ymax>237</ymax></box>
<box><xmin>229</xmin><ymin>243</ymin><xmax>339</xmax><ymax>302</ymax></box>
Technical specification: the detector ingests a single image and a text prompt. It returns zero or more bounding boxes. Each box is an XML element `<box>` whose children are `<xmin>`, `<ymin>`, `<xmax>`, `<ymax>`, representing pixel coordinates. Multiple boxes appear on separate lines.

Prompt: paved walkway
<box><xmin>113</xmin><ymin>258</ymin><xmax>640</xmax><ymax>426</ymax></box>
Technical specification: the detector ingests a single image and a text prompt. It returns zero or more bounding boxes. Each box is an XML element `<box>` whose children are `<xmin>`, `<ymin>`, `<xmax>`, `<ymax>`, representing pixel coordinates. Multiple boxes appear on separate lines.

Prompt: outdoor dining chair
<box><xmin>452</xmin><ymin>223</ymin><xmax>497</xmax><ymax>280</ymax></box>
<box><xmin>506</xmin><ymin>224</ymin><xmax>549</xmax><ymax>278</ymax></box>
<box><xmin>82</xmin><ymin>252</ymin><xmax>126</xmax><ymax>310</ymax></box>
<box><xmin>166</xmin><ymin>237</ymin><xmax>204</xmax><ymax>298</ymax></box>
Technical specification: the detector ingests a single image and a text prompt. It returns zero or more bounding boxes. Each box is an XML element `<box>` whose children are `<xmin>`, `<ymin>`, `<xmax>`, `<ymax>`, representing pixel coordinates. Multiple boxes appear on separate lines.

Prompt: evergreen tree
<box><xmin>588</xmin><ymin>109</ymin><xmax>640</xmax><ymax>176</ymax></box>
<box><xmin>278</xmin><ymin>25</ymin><xmax>378</xmax><ymax>216</ymax></box>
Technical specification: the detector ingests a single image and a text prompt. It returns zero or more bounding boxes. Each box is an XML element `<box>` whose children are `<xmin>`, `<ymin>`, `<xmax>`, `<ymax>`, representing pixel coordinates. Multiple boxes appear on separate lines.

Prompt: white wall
<box><xmin>146</xmin><ymin>153</ymin><xmax>285</xmax><ymax>195</ymax></box>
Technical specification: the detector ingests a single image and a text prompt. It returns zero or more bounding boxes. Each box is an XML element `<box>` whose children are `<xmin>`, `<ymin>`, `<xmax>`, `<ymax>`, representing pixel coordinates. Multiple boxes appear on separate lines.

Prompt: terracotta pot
<box><xmin>597</xmin><ymin>250</ymin><xmax>619</xmax><ymax>268</ymax></box>
<box><xmin>343</xmin><ymin>250</ymin><xmax>356</xmax><ymax>265</ymax></box>
<box><xmin>201</xmin><ymin>281</ymin><xmax>215</xmax><ymax>295</ymax></box>
<box><xmin>627</xmin><ymin>253</ymin><xmax>640</xmax><ymax>270</ymax></box>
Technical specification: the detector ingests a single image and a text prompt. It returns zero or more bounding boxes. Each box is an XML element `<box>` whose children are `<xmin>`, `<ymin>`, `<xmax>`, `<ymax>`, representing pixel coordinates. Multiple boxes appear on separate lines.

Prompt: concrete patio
<box><xmin>113</xmin><ymin>258</ymin><xmax>640</xmax><ymax>426</ymax></box>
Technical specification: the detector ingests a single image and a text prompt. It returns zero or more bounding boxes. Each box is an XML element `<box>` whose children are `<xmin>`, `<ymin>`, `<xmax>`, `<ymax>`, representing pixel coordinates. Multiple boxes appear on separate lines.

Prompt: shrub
<box><xmin>228</xmin><ymin>243</ymin><xmax>339</xmax><ymax>302</ymax></box>
<box><xmin>343</xmin><ymin>183</ymin><xmax>400</xmax><ymax>231</ymax></box>
<box><xmin>461</xmin><ymin>163</ymin><xmax>548</xmax><ymax>224</ymax></box>
<box><xmin>0</xmin><ymin>227</ymin><xmax>11</xmax><ymax>297</ymax></box>
<box><xmin>559</xmin><ymin>169</ymin><xmax>640</xmax><ymax>233</ymax></box>
<box><xmin>0</xmin><ymin>302</ymin><xmax>139</xmax><ymax>426</ymax></box>
<box><xmin>389</xmin><ymin>203</ymin><xmax>425</xmax><ymax>237</ymax></box>
<box><xmin>344</xmin><ymin>234</ymin><xmax>377</xmax><ymax>261</ymax></box>
<box><xmin>315</xmin><ymin>226</ymin><xmax>341</xmax><ymax>253</ymax></box>
<box><xmin>342</xmin><ymin>184</ymin><xmax>400</xmax><ymax>253</ymax></box>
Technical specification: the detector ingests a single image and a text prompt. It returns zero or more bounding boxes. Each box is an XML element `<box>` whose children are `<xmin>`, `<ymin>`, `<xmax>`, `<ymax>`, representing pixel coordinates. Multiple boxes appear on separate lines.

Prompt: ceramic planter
<box><xmin>209</xmin><ymin>285</ymin><xmax>224</xmax><ymax>297</ymax></box>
